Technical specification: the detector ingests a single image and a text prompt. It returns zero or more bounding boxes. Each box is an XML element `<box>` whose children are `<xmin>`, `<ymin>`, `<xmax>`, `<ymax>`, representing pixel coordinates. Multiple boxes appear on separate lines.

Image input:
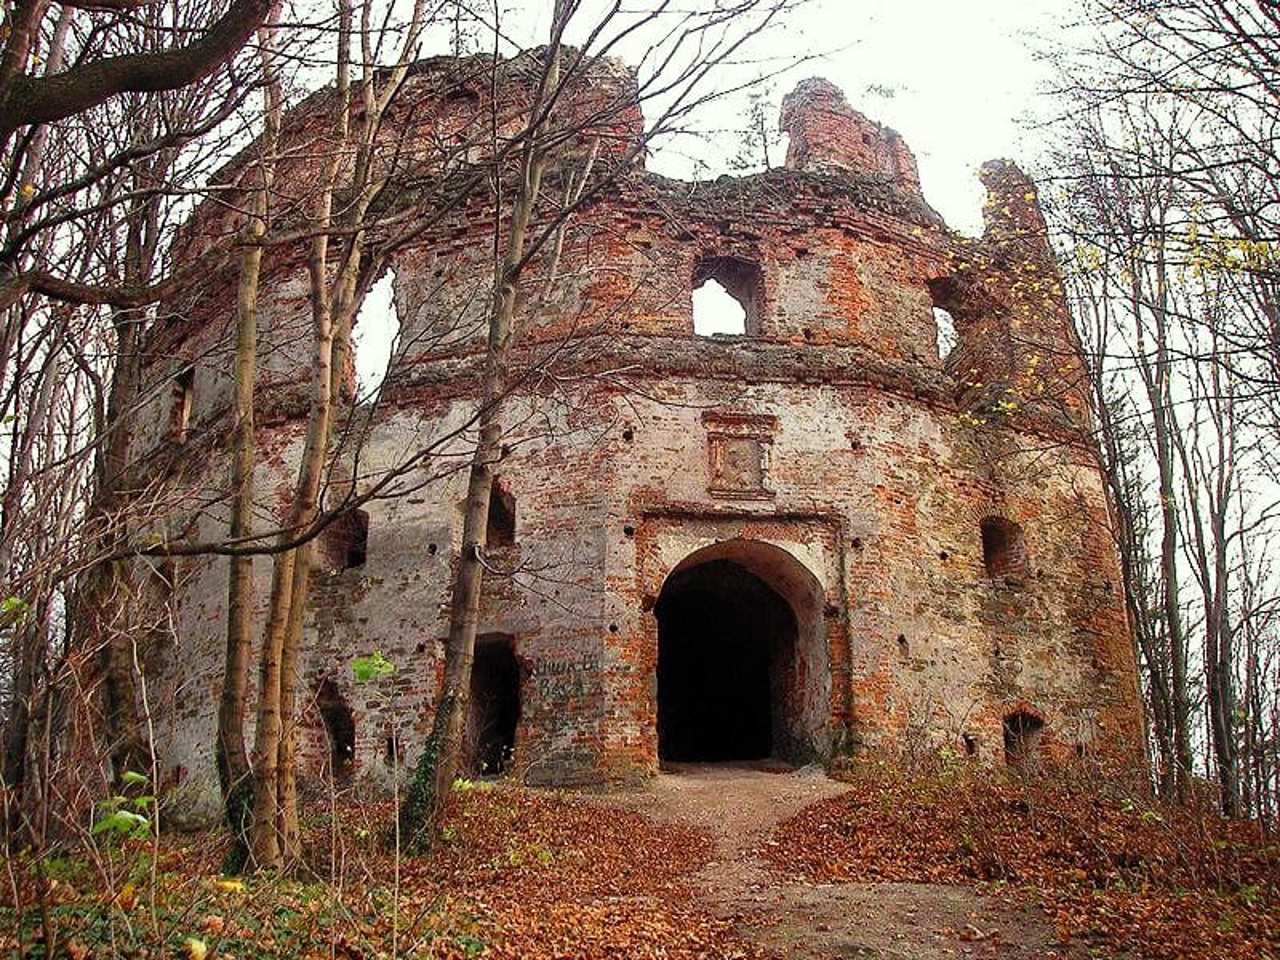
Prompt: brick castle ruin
<box><xmin>133</xmin><ymin>53</ymin><xmax>1145</xmax><ymax>820</ymax></box>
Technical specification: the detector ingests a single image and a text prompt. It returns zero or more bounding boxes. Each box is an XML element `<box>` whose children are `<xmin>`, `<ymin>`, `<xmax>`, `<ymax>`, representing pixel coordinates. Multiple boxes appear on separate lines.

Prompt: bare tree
<box><xmin>1048</xmin><ymin>0</ymin><xmax>1280</xmax><ymax>819</ymax></box>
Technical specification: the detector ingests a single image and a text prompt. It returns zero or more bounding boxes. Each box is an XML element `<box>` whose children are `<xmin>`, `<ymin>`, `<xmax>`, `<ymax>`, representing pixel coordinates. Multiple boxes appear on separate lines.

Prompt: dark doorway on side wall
<box><xmin>316</xmin><ymin>679</ymin><xmax>355</xmax><ymax>783</ymax></box>
<box><xmin>466</xmin><ymin>636</ymin><xmax>520</xmax><ymax>776</ymax></box>
<box><xmin>656</xmin><ymin>559</ymin><xmax>798</xmax><ymax>763</ymax></box>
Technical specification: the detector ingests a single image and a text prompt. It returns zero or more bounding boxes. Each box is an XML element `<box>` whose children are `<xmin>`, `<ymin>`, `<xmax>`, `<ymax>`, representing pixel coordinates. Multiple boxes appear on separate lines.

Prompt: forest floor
<box><xmin>3</xmin><ymin>762</ymin><xmax>1277</xmax><ymax>959</ymax></box>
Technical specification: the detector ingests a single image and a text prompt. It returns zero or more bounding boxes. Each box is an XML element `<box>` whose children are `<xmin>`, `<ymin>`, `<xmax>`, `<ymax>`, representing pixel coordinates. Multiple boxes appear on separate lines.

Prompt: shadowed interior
<box><xmin>657</xmin><ymin>559</ymin><xmax>799</xmax><ymax>763</ymax></box>
<box><xmin>467</xmin><ymin>636</ymin><xmax>521</xmax><ymax>775</ymax></box>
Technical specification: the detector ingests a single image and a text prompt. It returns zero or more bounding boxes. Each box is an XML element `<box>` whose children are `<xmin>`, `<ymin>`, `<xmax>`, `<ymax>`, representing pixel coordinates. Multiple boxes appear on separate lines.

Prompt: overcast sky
<box><xmin>355</xmin><ymin>0</ymin><xmax>1073</xmax><ymax>386</ymax></box>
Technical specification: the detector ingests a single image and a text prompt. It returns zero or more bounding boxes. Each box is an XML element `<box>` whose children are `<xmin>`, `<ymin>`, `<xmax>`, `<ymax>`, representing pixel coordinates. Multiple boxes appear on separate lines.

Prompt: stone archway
<box><xmin>655</xmin><ymin>539</ymin><xmax>828</xmax><ymax>765</ymax></box>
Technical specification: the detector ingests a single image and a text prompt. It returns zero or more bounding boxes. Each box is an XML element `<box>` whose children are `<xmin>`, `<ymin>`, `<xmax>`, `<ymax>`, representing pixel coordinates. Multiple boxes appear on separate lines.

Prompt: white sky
<box><xmin>354</xmin><ymin>0</ymin><xmax>1072</xmax><ymax>386</ymax></box>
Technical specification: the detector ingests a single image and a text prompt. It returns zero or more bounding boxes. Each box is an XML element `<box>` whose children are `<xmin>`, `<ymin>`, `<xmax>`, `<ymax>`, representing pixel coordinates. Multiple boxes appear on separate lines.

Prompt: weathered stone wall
<box><xmin>135</xmin><ymin>58</ymin><xmax>1144</xmax><ymax>821</ymax></box>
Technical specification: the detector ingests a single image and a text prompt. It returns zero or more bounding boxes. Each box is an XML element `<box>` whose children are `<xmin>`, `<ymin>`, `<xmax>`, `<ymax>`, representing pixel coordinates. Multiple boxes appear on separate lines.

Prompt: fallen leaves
<box><xmin>761</xmin><ymin>764</ymin><xmax>1280</xmax><ymax>960</ymax></box>
<box><xmin>2</xmin><ymin>785</ymin><xmax>761</xmax><ymax>959</ymax></box>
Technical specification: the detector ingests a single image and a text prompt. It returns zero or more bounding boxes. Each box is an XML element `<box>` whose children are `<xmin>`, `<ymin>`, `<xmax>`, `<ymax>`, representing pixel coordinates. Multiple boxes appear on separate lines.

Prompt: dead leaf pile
<box><xmin>761</xmin><ymin>764</ymin><xmax>1280</xmax><ymax>960</ymax></box>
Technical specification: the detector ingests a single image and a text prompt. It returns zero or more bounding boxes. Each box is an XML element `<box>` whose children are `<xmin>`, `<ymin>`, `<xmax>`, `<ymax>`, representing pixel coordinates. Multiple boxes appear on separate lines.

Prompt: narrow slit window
<box><xmin>933</xmin><ymin>306</ymin><xmax>957</xmax><ymax>362</ymax></box>
<box><xmin>693</xmin><ymin>256</ymin><xmax>763</xmax><ymax>336</ymax></box>
<box><xmin>169</xmin><ymin>368</ymin><xmax>194</xmax><ymax>442</ymax></box>
<box><xmin>927</xmin><ymin>277</ymin><xmax>972</xmax><ymax>369</ymax></box>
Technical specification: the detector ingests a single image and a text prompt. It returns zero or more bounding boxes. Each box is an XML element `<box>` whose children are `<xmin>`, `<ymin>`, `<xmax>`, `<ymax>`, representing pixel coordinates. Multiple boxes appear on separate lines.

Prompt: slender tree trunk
<box><xmin>88</xmin><ymin>309</ymin><xmax>151</xmax><ymax>785</ymax></box>
<box><xmin>401</xmin><ymin>35</ymin><xmax>563</xmax><ymax>847</ymax></box>
<box><xmin>218</xmin><ymin>25</ymin><xmax>280</xmax><ymax>868</ymax></box>
<box><xmin>247</xmin><ymin>255</ymin><xmax>334</xmax><ymax>868</ymax></box>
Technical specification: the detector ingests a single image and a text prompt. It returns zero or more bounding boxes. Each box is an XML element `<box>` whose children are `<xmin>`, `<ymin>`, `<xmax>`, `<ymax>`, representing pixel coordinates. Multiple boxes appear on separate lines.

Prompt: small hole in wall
<box><xmin>416</xmin><ymin>642</ymin><xmax>426</xmax><ymax>653</ymax></box>
<box><xmin>962</xmin><ymin>734</ymin><xmax>978</xmax><ymax>757</ymax></box>
<box><xmin>609</xmin><ymin>623</ymin><xmax>618</xmax><ymax>634</ymax></box>
<box><xmin>850</xmin><ymin>438</ymin><xmax>863</xmax><ymax>451</ymax></box>
<box><xmin>852</xmin><ymin>537</ymin><xmax>863</xmax><ymax>550</ymax></box>
<box><xmin>897</xmin><ymin>634</ymin><xmax>908</xmax><ymax>653</ymax></box>
<box><xmin>428</xmin><ymin>543</ymin><xmax>437</xmax><ymax>556</ymax></box>
<box><xmin>622</xmin><ymin>427</ymin><xmax>634</xmax><ymax>441</ymax></box>
<box><xmin>938</xmin><ymin>551</ymin><xmax>949</xmax><ymax>561</ymax></box>
<box><xmin>623</xmin><ymin>525</ymin><xmax>635</xmax><ymax>538</ymax></box>
<box><xmin>795</xmin><ymin>247</ymin><xmax>810</xmax><ymax>258</ymax></box>
<box><xmin>1075</xmin><ymin>743</ymin><xmax>1087</xmax><ymax>759</ymax></box>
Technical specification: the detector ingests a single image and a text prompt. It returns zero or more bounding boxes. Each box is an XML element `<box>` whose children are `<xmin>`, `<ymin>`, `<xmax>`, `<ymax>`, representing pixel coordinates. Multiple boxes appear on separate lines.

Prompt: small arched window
<box><xmin>692</xmin><ymin>256</ymin><xmax>763</xmax><ymax>336</ymax></box>
<box><xmin>321</xmin><ymin>509</ymin><xmax>369</xmax><ymax>571</ymax></box>
<box><xmin>980</xmin><ymin>516</ymin><xmax>1026</xmax><ymax>580</ymax></box>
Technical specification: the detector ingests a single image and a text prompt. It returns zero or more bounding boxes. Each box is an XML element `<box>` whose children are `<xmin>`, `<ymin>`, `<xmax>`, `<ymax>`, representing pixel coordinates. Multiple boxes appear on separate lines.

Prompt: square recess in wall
<box><xmin>702</xmin><ymin>411</ymin><xmax>778</xmax><ymax>500</ymax></box>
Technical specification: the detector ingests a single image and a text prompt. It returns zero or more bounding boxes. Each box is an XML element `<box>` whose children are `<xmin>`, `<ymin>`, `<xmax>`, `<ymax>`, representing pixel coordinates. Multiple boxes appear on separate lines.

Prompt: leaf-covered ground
<box><xmin>761</xmin><ymin>764</ymin><xmax>1280</xmax><ymax>960</ymax></box>
<box><xmin>6</xmin><ymin>767</ymin><xmax>1280</xmax><ymax>959</ymax></box>
<box><xmin>2</xmin><ymin>782</ymin><xmax>762</xmax><ymax>959</ymax></box>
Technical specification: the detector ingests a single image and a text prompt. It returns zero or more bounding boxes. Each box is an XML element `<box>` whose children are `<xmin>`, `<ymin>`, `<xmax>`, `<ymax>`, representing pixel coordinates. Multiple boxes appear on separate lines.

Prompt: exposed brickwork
<box><xmin>134</xmin><ymin>56</ymin><xmax>1144</xmax><ymax>822</ymax></box>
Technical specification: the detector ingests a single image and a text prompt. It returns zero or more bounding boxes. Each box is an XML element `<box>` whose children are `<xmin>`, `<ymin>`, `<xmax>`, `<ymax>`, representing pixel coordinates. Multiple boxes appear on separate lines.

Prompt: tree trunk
<box><xmin>87</xmin><ymin>309</ymin><xmax>152</xmax><ymax>785</ymax></box>
<box><xmin>401</xmin><ymin>39</ymin><xmax>561</xmax><ymax>847</ymax></box>
<box><xmin>218</xmin><ymin>25</ymin><xmax>280</xmax><ymax>869</ymax></box>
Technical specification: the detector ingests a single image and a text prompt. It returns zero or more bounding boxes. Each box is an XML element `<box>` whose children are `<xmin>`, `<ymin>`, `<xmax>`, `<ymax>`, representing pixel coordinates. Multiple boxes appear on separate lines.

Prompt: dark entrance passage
<box><xmin>657</xmin><ymin>559</ymin><xmax>798</xmax><ymax>763</ymax></box>
<box><xmin>316</xmin><ymin>679</ymin><xmax>355</xmax><ymax>783</ymax></box>
<box><xmin>466</xmin><ymin>636</ymin><xmax>521</xmax><ymax>776</ymax></box>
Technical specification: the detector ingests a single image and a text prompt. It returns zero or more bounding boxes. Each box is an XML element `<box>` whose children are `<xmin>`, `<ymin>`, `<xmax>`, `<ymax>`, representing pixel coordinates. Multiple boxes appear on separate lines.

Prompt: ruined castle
<box><xmin>137</xmin><ymin>54</ymin><xmax>1145</xmax><ymax>820</ymax></box>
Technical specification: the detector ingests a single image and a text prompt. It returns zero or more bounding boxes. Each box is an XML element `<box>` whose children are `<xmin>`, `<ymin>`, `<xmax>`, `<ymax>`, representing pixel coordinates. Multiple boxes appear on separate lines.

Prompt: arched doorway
<box><xmin>655</xmin><ymin>540</ymin><xmax>828</xmax><ymax>765</ymax></box>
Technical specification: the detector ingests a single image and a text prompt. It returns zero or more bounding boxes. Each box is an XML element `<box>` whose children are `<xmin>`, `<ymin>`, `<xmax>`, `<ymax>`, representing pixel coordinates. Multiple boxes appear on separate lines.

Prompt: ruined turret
<box><xmin>780</xmin><ymin>77</ymin><xmax>922</xmax><ymax>194</ymax></box>
<box><xmin>133</xmin><ymin>62</ymin><xmax>1142</xmax><ymax>822</ymax></box>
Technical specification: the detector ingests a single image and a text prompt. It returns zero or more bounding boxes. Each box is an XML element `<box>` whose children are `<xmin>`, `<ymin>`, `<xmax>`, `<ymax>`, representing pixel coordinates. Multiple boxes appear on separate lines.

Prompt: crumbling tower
<box><xmin>135</xmin><ymin>61</ymin><xmax>1143</xmax><ymax>822</ymax></box>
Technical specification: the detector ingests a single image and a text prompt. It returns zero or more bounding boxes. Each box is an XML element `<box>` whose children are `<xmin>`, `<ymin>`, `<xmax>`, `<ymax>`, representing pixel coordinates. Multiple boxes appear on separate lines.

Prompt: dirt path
<box><xmin>596</xmin><ymin>763</ymin><xmax>1079</xmax><ymax>960</ymax></box>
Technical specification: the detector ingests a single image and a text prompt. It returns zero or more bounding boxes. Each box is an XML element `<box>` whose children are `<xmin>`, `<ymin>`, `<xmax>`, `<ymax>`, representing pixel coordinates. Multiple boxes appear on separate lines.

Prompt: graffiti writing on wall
<box><xmin>534</xmin><ymin>655</ymin><xmax>600</xmax><ymax>702</ymax></box>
